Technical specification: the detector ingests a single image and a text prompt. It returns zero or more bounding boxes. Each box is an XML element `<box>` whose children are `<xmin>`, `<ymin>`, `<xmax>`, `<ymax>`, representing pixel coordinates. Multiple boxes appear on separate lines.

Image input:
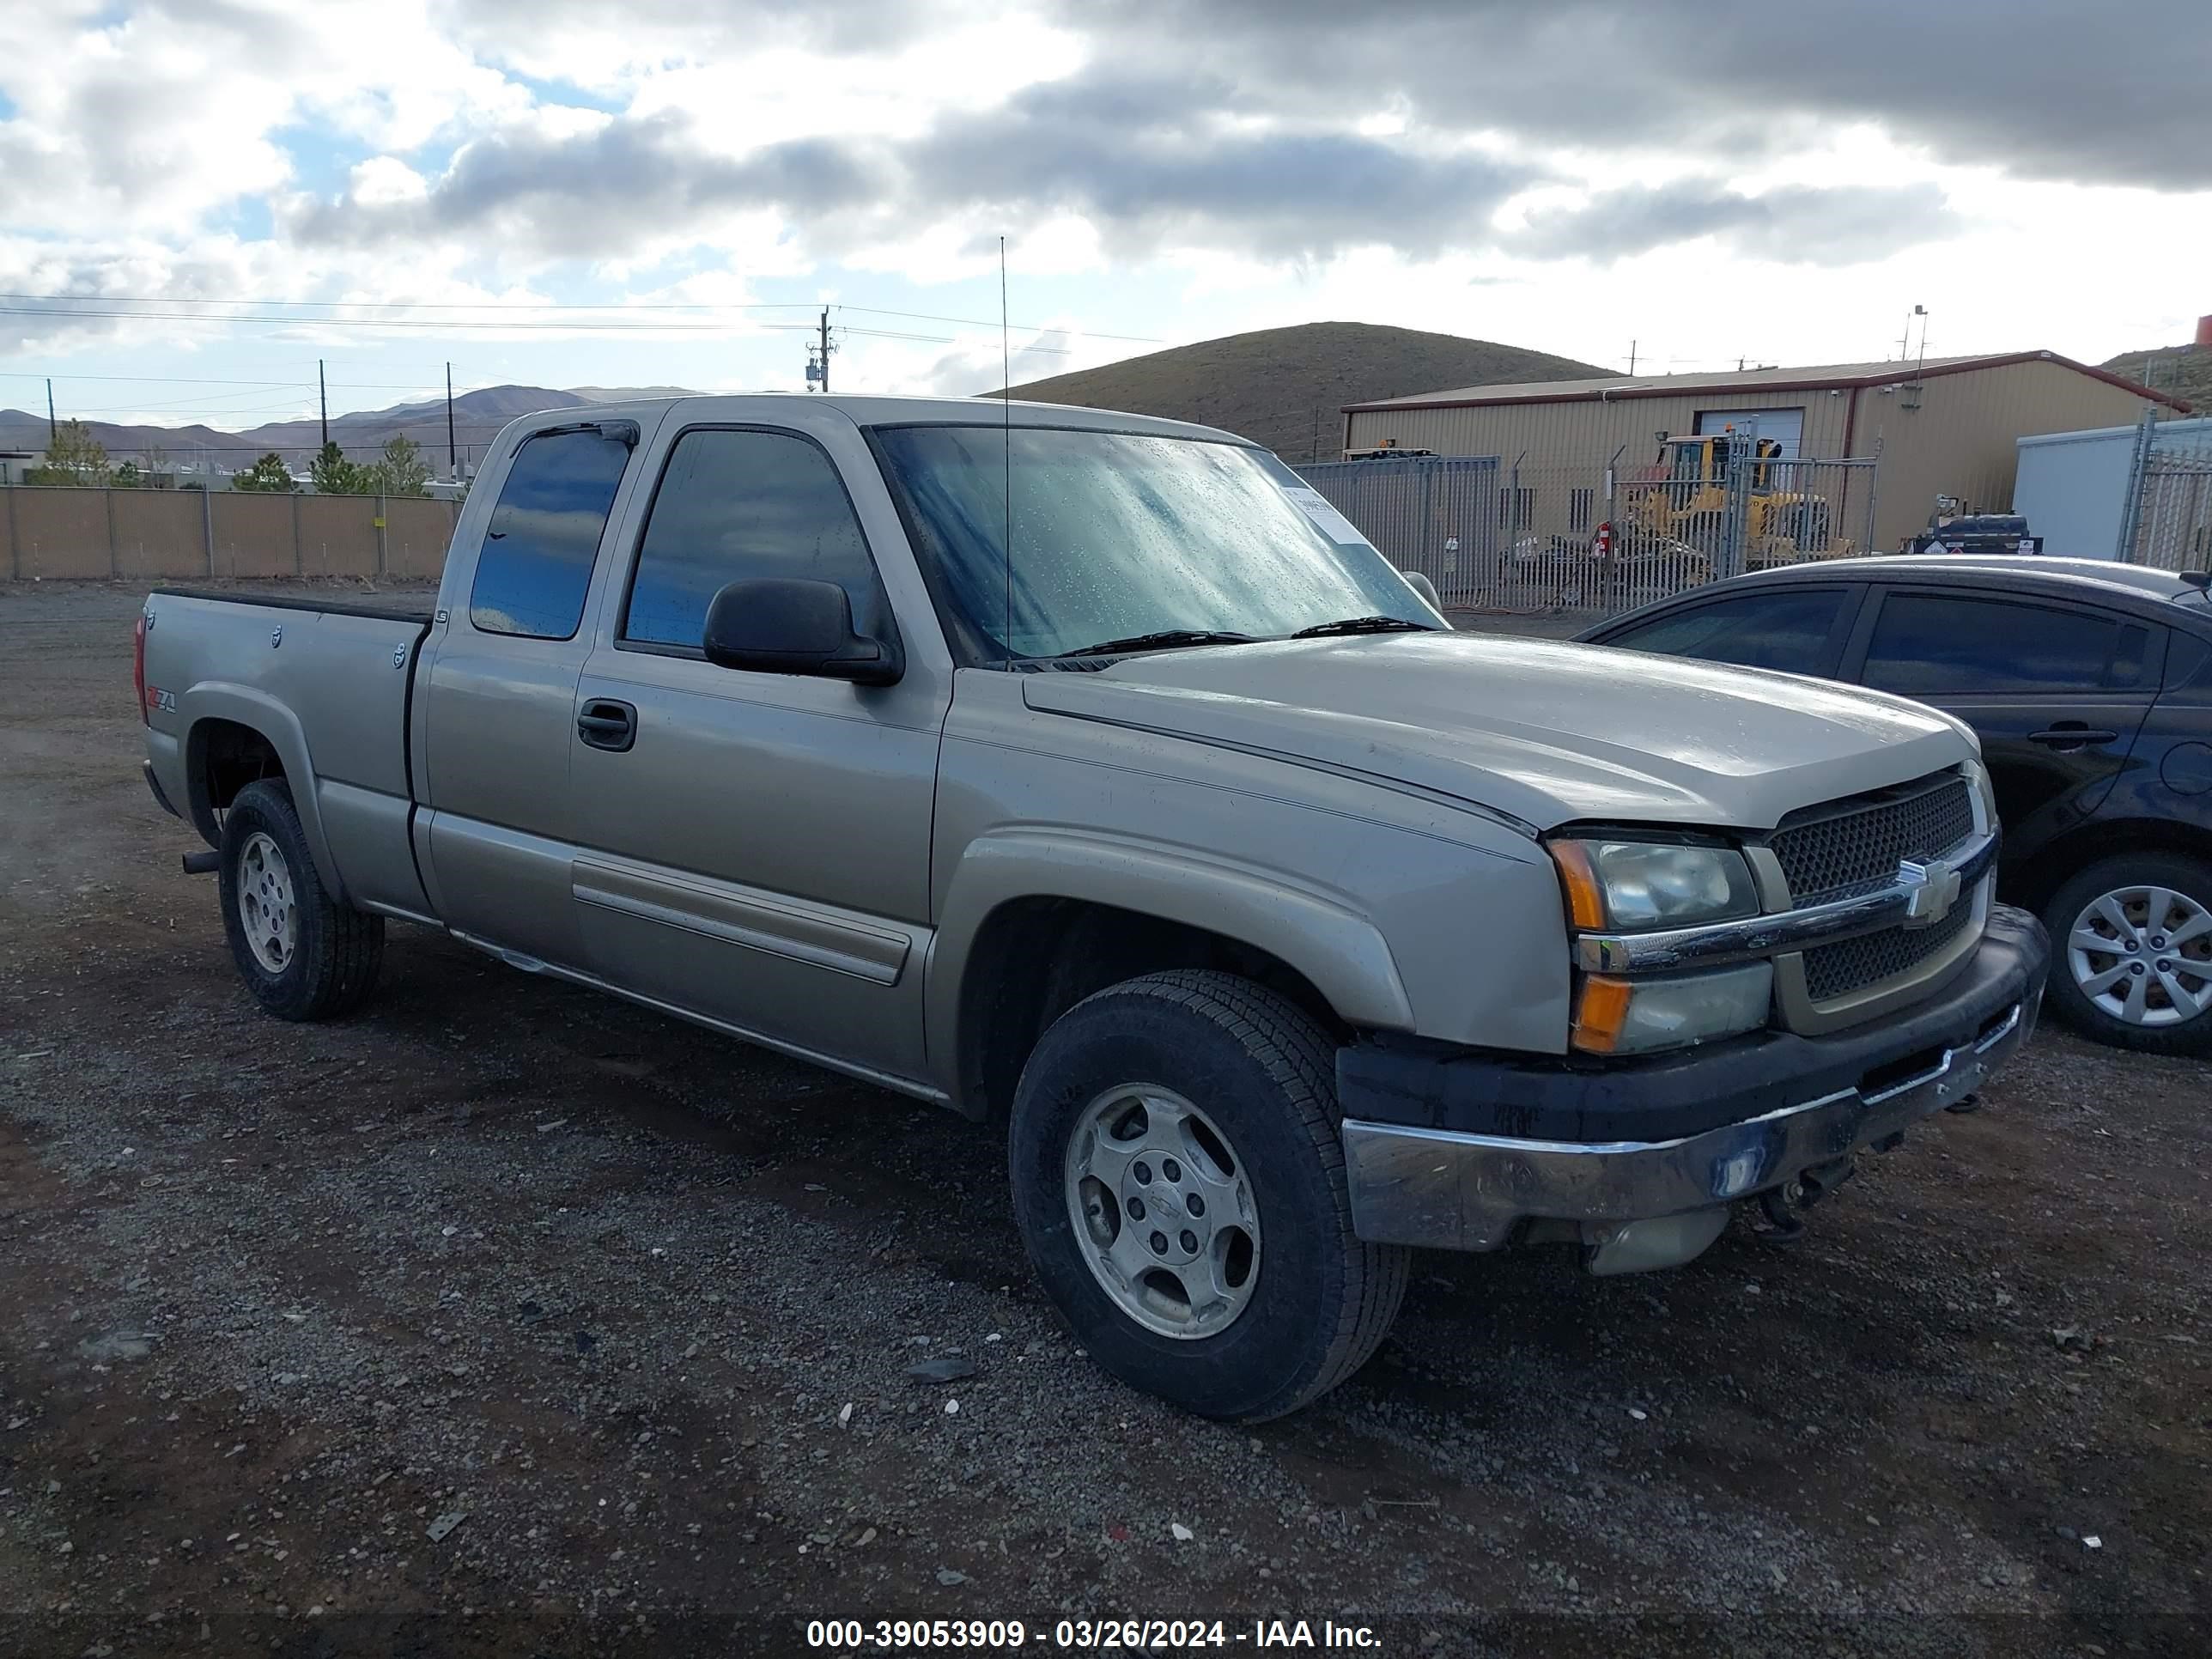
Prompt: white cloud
<box><xmin>2</xmin><ymin>0</ymin><xmax>2209</xmax><ymax>396</ymax></box>
<box><xmin>346</xmin><ymin>158</ymin><xmax>431</xmax><ymax>208</ymax></box>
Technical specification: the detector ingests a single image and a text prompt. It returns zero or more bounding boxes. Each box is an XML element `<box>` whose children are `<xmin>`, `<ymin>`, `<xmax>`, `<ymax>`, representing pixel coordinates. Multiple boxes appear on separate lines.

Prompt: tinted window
<box><xmin>623</xmin><ymin>429</ymin><xmax>881</xmax><ymax>649</ymax></box>
<box><xmin>1604</xmin><ymin>587</ymin><xmax>1845</xmax><ymax>673</ymax></box>
<box><xmin>1862</xmin><ymin>593</ymin><xmax>2150</xmax><ymax>694</ymax></box>
<box><xmin>469</xmin><ymin>429</ymin><xmax>632</xmax><ymax>639</ymax></box>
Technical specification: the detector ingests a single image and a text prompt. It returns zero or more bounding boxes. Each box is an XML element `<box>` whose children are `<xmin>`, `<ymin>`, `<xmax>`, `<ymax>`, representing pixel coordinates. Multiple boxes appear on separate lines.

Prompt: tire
<box><xmin>2042</xmin><ymin>851</ymin><xmax>2212</xmax><ymax>1055</ymax></box>
<box><xmin>218</xmin><ymin>778</ymin><xmax>385</xmax><ymax>1022</ymax></box>
<box><xmin>1008</xmin><ymin>969</ymin><xmax>1409</xmax><ymax>1421</ymax></box>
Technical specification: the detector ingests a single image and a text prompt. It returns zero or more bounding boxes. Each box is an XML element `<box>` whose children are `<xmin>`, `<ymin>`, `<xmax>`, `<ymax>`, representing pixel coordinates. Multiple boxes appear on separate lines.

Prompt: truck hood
<box><xmin>1021</xmin><ymin>632</ymin><xmax>1971</xmax><ymax>833</ymax></box>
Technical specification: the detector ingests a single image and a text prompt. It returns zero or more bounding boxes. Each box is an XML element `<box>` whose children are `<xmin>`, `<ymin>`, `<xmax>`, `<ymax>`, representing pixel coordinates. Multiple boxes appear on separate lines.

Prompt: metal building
<box><xmin>1341</xmin><ymin>350</ymin><xmax>2191</xmax><ymax>556</ymax></box>
<box><xmin>2016</xmin><ymin>415</ymin><xmax>2212</xmax><ymax>560</ymax></box>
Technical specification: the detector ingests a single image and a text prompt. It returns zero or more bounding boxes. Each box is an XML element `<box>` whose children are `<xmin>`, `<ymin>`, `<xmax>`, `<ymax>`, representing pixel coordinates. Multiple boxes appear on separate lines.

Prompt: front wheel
<box><xmin>1008</xmin><ymin>970</ymin><xmax>1407</xmax><ymax>1421</ymax></box>
<box><xmin>219</xmin><ymin>778</ymin><xmax>385</xmax><ymax>1021</ymax></box>
<box><xmin>2043</xmin><ymin>852</ymin><xmax>2212</xmax><ymax>1054</ymax></box>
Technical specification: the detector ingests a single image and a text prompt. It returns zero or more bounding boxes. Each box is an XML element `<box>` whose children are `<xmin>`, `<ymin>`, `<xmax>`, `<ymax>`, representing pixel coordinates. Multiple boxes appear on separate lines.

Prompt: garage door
<box><xmin>1694</xmin><ymin>407</ymin><xmax>1805</xmax><ymax>459</ymax></box>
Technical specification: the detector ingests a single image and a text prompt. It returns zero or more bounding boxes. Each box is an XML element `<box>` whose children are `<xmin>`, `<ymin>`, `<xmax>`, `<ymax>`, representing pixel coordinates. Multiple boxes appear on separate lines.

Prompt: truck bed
<box><xmin>151</xmin><ymin>586</ymin><xmax>437</xmax><ymax>626</ymax></box>
<box><xmin>141</xmin><ymin>587</ymin><xmax>435</xmax><ymax>919</ymax></box>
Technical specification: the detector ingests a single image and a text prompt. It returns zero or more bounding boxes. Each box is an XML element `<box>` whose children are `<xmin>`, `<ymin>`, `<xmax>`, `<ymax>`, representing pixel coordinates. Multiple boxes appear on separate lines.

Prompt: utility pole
<box><xmin>319</xmin><ymin>360</ymin><xmax>328</xmax><ymax>447</ymax></box>
<box><xmin>446</xmin><ymin>362</ymin><xmax>457</xmax><ymax>477</ymax></box>
<box><xmin>46</xmin><ymin>377</ymin><xmax>56</xmax><ymax>445</ymax></box>
<box><xmin>817</xmin><ymin>307</ymin><xmax>832</xmax><ymax>393</ymax></box>
<box><xmin>1627</xmin><ymin>340</ymin><xmax>1638</xmax><ymax>375</ymax></box>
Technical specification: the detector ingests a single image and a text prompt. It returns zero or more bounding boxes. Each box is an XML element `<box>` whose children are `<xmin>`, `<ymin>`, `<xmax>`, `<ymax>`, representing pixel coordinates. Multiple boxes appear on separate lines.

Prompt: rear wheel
<box><xmin>1008</xmin><ymin>970</ymin><xmax>1407</xmax><ymax>1421</ymax></box>
<box><xmin>219</xmin><ymin>779</ymin><xmax>384</xmax><ymax>1021</ymax></box>
<box><xmin>2044</xmin><ymin>852</ymin><xmax>2212</xmax><ymax>1054</ymax></box>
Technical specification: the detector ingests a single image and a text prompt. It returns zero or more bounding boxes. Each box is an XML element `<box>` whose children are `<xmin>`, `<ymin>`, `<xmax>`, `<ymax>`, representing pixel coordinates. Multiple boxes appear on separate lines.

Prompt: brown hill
<box><xmin>996</xmin><ymin>321</ymin><xmax>1608</xmax><ymax>460</ymax></box>
<box><xmin>2101</xmin><ymin>343</ymin><xmax>2208</xmax><ymax>414</ymax></box>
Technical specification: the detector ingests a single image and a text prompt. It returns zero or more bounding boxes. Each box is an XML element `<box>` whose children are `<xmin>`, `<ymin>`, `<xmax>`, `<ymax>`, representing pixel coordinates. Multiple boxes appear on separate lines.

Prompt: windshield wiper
<box><xmin>1060</xmin><ymin>629</ymin><xmax>1258</xmax><ymax>658</ymax></box>
<box><xmin>1289</xmin><ymin>615</ymin><xmax>1437</xmax><ymax>639</ymax></box>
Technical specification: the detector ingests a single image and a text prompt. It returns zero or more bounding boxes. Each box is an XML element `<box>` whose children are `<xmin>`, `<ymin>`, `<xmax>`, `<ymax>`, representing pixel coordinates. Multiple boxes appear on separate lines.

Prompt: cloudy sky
<box><xmin>2</xmin><ymin>0</ymin><xmax>2207</xmax><ymax>440</ymax></box>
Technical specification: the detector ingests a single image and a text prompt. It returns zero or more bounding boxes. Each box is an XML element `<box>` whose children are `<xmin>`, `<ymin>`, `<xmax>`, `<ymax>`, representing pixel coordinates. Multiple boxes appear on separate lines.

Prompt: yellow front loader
<box><xmin>1621</xmin><ymin>432</ymin><xmax>1848</xmax><ymax>565</ymax></box>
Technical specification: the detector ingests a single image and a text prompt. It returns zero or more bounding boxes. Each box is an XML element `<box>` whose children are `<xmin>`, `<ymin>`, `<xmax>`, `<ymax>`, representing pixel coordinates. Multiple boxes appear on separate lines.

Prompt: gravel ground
<box><xmin>1</xmin><ymin>580</ymin><xmax>2206</xmax><ymax>1658</ymax></box>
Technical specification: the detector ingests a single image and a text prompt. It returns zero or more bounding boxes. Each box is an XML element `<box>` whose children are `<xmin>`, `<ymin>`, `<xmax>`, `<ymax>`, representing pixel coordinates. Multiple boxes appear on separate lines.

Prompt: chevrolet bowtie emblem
<box><xmin>1899</xmin><ymin>856</ymin><xmax>1963</xmax><ymax>928</ymax></box>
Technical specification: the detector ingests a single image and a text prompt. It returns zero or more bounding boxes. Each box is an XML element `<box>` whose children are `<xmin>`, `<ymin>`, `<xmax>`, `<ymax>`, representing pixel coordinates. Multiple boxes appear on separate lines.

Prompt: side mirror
<box><xmin>701</xmin><ymin>578</ymin><xmax>902</xmax><ymax>686</ymax></box>
<box><xmin>1403</xmin><ymin>570</ymin><xmax>1443</xmax><ymax>614</ymax></box>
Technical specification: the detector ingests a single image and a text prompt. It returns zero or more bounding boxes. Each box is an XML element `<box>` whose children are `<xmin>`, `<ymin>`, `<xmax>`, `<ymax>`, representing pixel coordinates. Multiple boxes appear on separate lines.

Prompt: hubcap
<box><xmin>1065</xmin><ymin>1085</ymin><xmax>1260</xmax><ymax>1340</ymax></box>
<box><xmin>237</xmin><ymin>831</ymin><xmax>298</xmax><ymax>975</ymax></box>
<box><xmin>2068</xmin><ymin>884</ymin><xmax>2212</xmax><ymax>1027</ymax></box>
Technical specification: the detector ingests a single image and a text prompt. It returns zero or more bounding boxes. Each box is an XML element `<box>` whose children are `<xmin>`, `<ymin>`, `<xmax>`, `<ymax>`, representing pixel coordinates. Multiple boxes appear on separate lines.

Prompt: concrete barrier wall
<box><xmin>296</xmin><ymin>495</ymin><xmax>381</xmax><ymax>579</ymax></box>
<box><xmin>11</xmin><ymin>489</ymin><xmax>112</xmax><ymax>579</ymax></box>
<box><xmin>113</xmin><ymin>490</ymin><xmax>210</xmax><ymax>580</ymax></box>
<box><xmin>386</xmin><ymin>497</ymin><xmax>458</xmax><ymax>580</ymax></box>
<box><xmin>211</xmin><ymin>492</ymin><xmax>301</xmax><ymax>579</ymax></box>
<box><xmin>3</xmin><ymin>486</ymin><xmax>462</xmax><ymax>582</ymax></box>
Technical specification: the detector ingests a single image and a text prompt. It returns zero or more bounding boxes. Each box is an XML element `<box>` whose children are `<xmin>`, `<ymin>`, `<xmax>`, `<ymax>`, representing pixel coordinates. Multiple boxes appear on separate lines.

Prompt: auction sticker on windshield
<box><xmin>1277</xmin><ymin>485</ymin><xmax>1368</xmax><ymax>546</ymax></box>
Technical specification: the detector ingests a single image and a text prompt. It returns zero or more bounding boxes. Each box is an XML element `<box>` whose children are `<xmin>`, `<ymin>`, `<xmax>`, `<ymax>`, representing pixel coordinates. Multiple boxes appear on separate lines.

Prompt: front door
<box><xmin>567</xmin><ymin>423</ymin><xmax>946</xmax><ymax>1083</ymax></box>
<box><xmin>1846</xmin><ymin>586</ymin><xmax>2164</xmax><ymax>863</ymax></box>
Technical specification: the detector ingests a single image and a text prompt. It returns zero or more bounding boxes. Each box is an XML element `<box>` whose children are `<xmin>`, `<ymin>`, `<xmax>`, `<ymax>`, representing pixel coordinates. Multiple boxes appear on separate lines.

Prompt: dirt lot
<box><xmin>2</xmin><ymin>580</ymin><xmax>2206</xmax><ymax>1658</ymax></box>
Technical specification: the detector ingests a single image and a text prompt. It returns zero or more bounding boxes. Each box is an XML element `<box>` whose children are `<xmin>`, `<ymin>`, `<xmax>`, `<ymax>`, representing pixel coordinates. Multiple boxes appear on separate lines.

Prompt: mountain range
<box><xmin>0</xmin><ymin>385</ymin><xmax>695</xmax><ymax>471</ymax></box>
<box><xmin>13</xmin><ymin>322</ymin><xmax>2186</xmax><ymax>481</ymax></box>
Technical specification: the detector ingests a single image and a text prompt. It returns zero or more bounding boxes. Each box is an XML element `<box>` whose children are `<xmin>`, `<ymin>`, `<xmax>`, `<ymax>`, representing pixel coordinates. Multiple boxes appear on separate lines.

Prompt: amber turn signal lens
<box><xmin>1571</xmin><ymin>975</ymin><xmax>1635</xmax><ymax>1054</ymax></box>
<box><xmin>1549</xmin><ymin>841</ymin><xmax>1607</xmax><ymax>930</ymax></box>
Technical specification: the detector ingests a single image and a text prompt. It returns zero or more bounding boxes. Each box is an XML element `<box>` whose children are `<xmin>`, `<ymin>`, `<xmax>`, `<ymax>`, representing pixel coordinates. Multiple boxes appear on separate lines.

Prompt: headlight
<box><xmin>1572</xmin><ymin>963</ymin><xmax>1774</xmax><ymax>1054</ymax></box>
<box><xmin>1549</xmin><ymin>838</ymin><xmax>1759</xmax><ymax>932</ymax></box>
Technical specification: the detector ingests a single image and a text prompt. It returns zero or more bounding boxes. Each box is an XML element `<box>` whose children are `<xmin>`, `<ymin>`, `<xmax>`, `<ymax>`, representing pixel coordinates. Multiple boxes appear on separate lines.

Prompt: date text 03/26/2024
<box><xmin>805</xmin><ymin>1619</ymin><xmax>1383</xmax><ymax>1650</ymax></box>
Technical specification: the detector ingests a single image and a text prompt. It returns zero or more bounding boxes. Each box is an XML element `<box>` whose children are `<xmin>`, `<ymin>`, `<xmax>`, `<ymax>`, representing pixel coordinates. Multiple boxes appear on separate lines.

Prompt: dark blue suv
<box><xmin>1582</xmin><ymin>556</ymin><xmax>2212</xmax><ymax>1054</ymax></box>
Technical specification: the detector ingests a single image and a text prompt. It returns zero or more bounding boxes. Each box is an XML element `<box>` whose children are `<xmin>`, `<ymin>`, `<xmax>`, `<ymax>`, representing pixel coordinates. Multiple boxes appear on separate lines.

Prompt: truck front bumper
<box><xmin>1337</xmin><ymin>905</ymin><xmax>2049</xmax><ymax>1270</ymax></box>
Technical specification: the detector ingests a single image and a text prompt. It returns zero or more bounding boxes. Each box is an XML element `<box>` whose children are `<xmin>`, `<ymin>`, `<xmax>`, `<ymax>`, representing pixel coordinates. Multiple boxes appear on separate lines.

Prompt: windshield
<box><xmin>871</xmin><ymin>424</ymin><xmax>1434</xmax><ymax>661</ymax></box>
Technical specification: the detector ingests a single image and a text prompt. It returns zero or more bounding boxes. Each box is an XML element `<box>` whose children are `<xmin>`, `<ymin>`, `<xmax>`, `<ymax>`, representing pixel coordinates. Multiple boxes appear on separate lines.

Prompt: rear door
<box><xmin>417</xmin><ymin>422</ymin><xmax>641</xmax><ymax>969</ymax></box>
<box><xmin>1841</xmin><ymin>585</ymin><xmax>2165</xmax><ymax>859</ymax></box>
<box><xmin>565</xmin><ymin>418</ymin><xmax>948</xmax><ymax>1082</ymax></box>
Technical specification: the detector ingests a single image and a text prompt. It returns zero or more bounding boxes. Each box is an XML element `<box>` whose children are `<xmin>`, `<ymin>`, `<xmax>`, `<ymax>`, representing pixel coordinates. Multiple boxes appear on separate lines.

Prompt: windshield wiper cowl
<box><xmin>1290</xmin><ymin>615</ymin><xmax>1437</xmax><ymax>639</ymax></box>
<box><xmin>1060</xmin><ymin>629</ymin><xmax>1258</xmax><ymax>659</ymax></box>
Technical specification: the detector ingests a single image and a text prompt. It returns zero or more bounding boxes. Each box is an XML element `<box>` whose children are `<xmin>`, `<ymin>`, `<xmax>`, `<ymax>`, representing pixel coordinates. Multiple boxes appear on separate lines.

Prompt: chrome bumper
<box><xmin>1342</xmin><ymin>991</ymin><xmax>2037</xmax><ymax>1266</ymax></box>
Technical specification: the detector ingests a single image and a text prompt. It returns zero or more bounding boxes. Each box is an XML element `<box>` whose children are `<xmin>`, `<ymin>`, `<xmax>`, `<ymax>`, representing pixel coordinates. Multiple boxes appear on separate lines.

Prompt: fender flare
<box><xmin>927</xmin><ymin>828</ymin><xmax>1414</xmax><ymax>1109</ymax></box>
<box><xmin>179</xmin><ymin>684</ymin><xmax>348</xmax><ymax>906</ymax></box>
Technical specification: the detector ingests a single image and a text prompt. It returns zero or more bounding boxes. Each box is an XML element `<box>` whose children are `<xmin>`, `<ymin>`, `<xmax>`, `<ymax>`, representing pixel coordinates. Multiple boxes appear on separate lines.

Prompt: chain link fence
<box><xmin>2124</xmin><ymin>418</ymin><xmax>2212</xmax><ymax>572</ymax></box>
<box><xmin>1297</xmin><ymin>448</ymin><xmax>1881</xmax><ymax>618</ymax></box>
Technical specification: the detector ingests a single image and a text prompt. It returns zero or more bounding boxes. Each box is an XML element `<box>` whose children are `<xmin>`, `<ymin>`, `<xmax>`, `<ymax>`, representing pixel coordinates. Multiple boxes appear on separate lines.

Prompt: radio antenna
<box><xmin>1000</xmin><ymin>234</ymin><xmax>1013</xmax><ymax>669</ymax></box>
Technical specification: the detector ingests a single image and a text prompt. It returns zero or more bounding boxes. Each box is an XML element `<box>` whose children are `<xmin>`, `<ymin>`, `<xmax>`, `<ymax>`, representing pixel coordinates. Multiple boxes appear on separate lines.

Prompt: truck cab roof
<box><xmin>501</xmin><ymin>392</ymin><xmax>1255</xmax><ymax>450</ymax></box>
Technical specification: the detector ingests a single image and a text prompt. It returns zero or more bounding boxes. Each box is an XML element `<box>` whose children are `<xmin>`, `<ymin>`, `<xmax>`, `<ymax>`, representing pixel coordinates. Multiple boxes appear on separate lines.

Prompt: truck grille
<box><xmin>1768</xmin><ymin>769</ymin><xmax>1980</xmax><ymax>1007</ymax></box>
<box><xmin>1802</xmin><ymin>896</ymin><xmax>1977</xmax><ymax>1002</ymax></box>
<box><xmin>1770</xmin><ymin>771</ymin><xmax>1976</xmax><ymax>907</ymax></box>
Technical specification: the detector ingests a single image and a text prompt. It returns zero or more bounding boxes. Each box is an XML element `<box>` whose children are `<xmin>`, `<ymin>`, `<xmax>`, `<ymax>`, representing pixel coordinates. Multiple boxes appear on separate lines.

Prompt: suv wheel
<box><xmin>2044</xmin><ymin>851</ymin><xmax>2212</xmax><ymax>1054</ymax></box>
<box><xmin>1008</xmin><ymin>970</ymin><xmax>1408</xmax><ymax>1421</ymax></box>
<box><xmin>219</xmin><ymin>779</ymin><xmax>385</xmax><ymax>1021</ymax></box>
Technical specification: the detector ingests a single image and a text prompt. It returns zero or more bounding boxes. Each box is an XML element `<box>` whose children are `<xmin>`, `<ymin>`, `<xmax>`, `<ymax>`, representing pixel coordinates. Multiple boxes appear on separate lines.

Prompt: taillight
<box><xmin>133</xmin><ymin>611</ymin><xmax>149</xmax><ymax>724</ymax></box>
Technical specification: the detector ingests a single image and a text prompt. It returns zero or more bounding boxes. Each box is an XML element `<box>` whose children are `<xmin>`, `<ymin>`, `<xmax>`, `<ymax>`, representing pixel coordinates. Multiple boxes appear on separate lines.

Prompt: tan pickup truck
<box><xmin>137</xmin><ymin>394</ymin><xmax>2049</xmax><ymax>1420</ymax></box>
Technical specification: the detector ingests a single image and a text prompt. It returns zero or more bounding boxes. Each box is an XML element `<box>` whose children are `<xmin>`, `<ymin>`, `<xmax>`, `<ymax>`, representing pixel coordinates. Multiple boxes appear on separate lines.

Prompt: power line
<box><xmin>1</xmin><ymin>304</ymin><xmax>760</xmax><ymax>333</ymax></box>
<box><xmin>836</xmin><ymin>304</ymin><xmax>1160</xmax><ymax>344</ymax></box>
<box><xmin>0</xmin><ymin>370</ymin><xmax>313</xmax><ymax>388</ymax></box>
<box><xmin>0</xmin><ymin>290</ymin><xmax>817</xmax><ymax>313</ymax></box>
<box><xmin>0</xmin><ymin>290</ymin><xmax>1161</xmax><ymax>343</ymax></box>
<box><xmin>1</xmin><ymin>305</ymin><xmax>1066</xmax><ymax>350</ymax></box>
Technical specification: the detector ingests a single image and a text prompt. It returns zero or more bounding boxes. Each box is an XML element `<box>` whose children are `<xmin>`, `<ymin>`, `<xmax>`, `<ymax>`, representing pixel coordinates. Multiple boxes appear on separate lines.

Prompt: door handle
<box><xmin>2028</xmin><ymin>722</ymin><xmax>2118</xmax><ymax>750</ymax></box>
<box><xmin>577</xmin><ymin>699</ymin><xmax>637</xmax><ymax>752</ymax></box>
